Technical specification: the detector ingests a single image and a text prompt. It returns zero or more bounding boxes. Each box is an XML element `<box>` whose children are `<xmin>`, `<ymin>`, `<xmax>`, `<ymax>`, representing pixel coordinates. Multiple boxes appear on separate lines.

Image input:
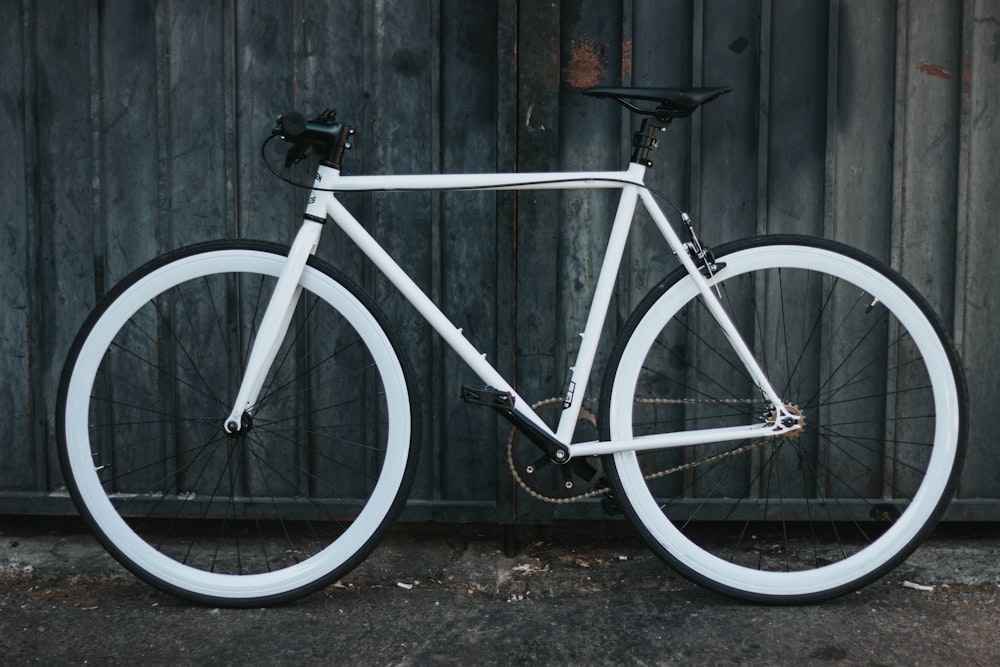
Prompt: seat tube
<box><xmin>556</xmin><ymin>169</ymin><xmax>644</xmax><ymax>442</ymax></box>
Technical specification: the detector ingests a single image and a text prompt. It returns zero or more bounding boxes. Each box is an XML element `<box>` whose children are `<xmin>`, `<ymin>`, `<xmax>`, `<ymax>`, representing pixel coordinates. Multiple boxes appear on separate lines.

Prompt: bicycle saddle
<box><xmin>584</xmin><ymin>86</ymin><xmax>731</xmax><ymax>119</ymax></box>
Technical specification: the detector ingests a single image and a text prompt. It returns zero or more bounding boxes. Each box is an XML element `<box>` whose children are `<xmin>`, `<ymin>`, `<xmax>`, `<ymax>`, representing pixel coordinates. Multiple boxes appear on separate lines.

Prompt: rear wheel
<box><xmin>601</xmin><ymin>236</ymin><xmax>966</xmax><ymax>602</ymax></box>
<box><xmin>58</xmin><ymin>241</ymin><xmax>419</xmax><ymax>606</ymax></box>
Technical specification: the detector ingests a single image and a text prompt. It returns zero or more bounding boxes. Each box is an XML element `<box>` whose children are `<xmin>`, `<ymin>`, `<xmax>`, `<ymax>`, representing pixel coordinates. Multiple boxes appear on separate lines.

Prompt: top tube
<box><xmin>319</xmin><ymin>163</ymin><xmax>648</xmax><ymax>193</ymax></box>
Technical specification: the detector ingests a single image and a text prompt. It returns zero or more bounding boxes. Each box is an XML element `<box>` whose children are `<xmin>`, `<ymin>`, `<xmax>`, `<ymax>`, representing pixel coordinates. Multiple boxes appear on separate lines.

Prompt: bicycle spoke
<box><xmin>61</xmin><ymin>245</ymin><xmax>416</xmax><ymax>603</ymax></box>
<box><xmin>604</xmin><ymin>239</ymin><xmax>962</xmax><ymax>600</ymax></box>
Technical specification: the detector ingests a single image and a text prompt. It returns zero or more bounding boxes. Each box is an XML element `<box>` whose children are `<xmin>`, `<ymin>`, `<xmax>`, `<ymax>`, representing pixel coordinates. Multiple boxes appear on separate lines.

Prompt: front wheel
<box><xmin>600</xmin><ymin>236</ymin><xmax>966</xmax><ymax>602</ymax></box>
<box><xmin>58</xmin><ymin>241</ymin><xmax>419</xmax><ymax>606</ymax></box>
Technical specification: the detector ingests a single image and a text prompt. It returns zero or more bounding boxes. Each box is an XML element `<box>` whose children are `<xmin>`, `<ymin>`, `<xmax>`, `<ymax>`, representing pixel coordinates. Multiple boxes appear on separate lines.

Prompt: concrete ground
<box><xmin>2</xmin><ymin>517</ymin><xmax>999</xmax><ymax>665</ymax></box>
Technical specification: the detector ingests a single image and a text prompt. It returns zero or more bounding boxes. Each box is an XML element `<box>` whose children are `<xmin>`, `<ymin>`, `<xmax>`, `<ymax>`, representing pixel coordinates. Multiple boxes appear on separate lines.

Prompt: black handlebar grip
<box><xmin>279</xmin><ymin>112</ymin><xmax>308</xmax><ymax>138</ymax></box>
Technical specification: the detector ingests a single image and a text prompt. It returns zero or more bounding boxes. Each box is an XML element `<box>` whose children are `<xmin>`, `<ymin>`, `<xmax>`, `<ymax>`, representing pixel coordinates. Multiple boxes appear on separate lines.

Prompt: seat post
<box><xmin>631</xmin><ymin>117</ymin><xmax>671</xmax><ymax>167</ymax></box>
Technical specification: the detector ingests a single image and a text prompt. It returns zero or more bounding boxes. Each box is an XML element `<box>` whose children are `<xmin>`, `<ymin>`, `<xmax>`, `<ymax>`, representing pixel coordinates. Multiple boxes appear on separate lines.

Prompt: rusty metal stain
<box><xmin>621</xmin><ymin>39</ymin><xmax>633</xmax><ymax>83</ymax></box>
<box><xmin>916</xmin><ymin>60</ymin><xmax>953</xmax><ymax>80</ymax></box>
<box><xmin>564</xmin><ymin>36</ymin><xmax>607</xmax><ymax>89</ymax></box>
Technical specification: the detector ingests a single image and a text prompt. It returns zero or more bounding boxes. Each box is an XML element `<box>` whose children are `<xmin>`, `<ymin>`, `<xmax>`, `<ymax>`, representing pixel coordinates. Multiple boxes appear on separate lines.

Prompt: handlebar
<box><xmin>276</xmin><ymin>111</ymin><xmax>309</xmax><ymax>138</ymax></box>
<box><xmin>272</xmin><ymin>109</ymin><xmax>353</xmax><ymax>169</ymax></box>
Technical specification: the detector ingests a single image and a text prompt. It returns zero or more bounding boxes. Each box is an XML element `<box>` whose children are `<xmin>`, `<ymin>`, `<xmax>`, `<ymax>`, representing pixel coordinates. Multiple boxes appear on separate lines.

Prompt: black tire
<box><xmin>600</xmin><ymin>236</ymin><xmax>966</xmax><ymax>602</ymax></box>
<box><xmin>58</xmin><ymin>241</ymin><xmax>420</xmax><ymax>606</ymax></box>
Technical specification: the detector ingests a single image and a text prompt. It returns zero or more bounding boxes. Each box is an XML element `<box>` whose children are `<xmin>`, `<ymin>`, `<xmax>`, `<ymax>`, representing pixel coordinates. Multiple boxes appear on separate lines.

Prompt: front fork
<box><xmin>223</xmin><ymin>218</ymin><xmax>325</xmax><ymax>434</ymax></box>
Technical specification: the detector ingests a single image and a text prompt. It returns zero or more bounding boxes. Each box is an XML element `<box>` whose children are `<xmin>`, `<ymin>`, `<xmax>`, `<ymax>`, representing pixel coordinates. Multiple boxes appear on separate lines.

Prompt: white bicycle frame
<box><xmin>224</xmin><ymin>161</ymin><xmax>800</xmax><ymax>459</ymax></box>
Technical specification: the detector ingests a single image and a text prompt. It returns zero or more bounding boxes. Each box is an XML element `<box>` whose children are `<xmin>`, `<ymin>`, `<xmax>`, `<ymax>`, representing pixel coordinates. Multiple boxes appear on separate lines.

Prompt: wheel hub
<box><xmin>225</xmin><ymin>411</ymin><xmax>254</xmax><ymax>438</ymax></box>
<box><xmin>769</xmin><ymin>403</ymin><xmax>805</xmax><ymax>440</ymax></box>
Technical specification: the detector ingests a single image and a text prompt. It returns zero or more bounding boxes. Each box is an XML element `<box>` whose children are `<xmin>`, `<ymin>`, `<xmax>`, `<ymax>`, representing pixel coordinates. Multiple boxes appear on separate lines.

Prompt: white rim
<box><xmin>63</xmin><ymin>249</ymin><xmax>411</xmax><ymax>600</ymax></box>
<box><xmin>609</xmin><ymin>244</ymin><xmax>960</xmax><ymax>597</ymax></box>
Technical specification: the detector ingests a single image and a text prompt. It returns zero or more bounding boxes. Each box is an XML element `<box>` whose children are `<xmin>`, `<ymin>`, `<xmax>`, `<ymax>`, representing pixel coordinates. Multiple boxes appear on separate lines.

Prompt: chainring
<box><xmin>506</xmin><ymin>398</ymin><xmax>606</xmax><ymax>503</ymax></box>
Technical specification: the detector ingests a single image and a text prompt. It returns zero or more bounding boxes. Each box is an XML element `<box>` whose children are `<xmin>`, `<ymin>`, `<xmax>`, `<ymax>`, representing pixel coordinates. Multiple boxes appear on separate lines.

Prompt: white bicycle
<box><xmin>58</xmin><ymin>87</ymin><xmax>966</xmax><ymax>606</ymax></box>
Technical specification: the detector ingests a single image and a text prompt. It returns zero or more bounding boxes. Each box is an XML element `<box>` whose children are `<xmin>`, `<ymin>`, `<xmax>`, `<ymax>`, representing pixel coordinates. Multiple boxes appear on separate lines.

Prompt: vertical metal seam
<box><xmin>620</xmin><ymin>0</ymin><xmax>634</xmax><ymax>311</ymax></box>
<box><xmin>756</xmin><ymin>0</ymin><xmax>771</xmax><ymax>237</ymax></box>
<box><xmin>430</xmin><ymin>0</ymin><xmax>444</xmax><ymax>504</ymax></box>
<box><xmin>820</xmin><ymin>0</ymin><xmax>842</xmax><ymax>501</ymax></box>
<box><xmin>690</xmin><ymin>0</ymin><xmax>704</xmax><ymax>218</ymax></box>
<box><xmin>154</xmin><ymin>0</ymin><xmax>172</xmax><ymax>253</ymax></box>
<box><xmin>951</xmin><ymin>0</ymin><xmax>974</xmax><ymax>358</ymax></box>
<box><xmin>887</xmin><ymin>0</ymin><xmax>912</xmax><ymax>502</ymax></box>
<box><xmin>88</xmin><ymin>1</ymin><xmax>104</xmax><ymax>299</ymax></box>
<box><xmin>499</xmin><ymin>0</ymin><xmax>519</xmax><ymax>523</ymax></box>
<box><xmin>224</xmin><ymin>0</ymin><xmax>238</xmax><ymax>240</ymax></box>
<box><xmin>361</xmin><ymin>1</ymin><xmax>375</xmax><ymax>290</ymax></box>
<box><xmin>23</xmin><ymin>0</ymin><xmax>44</xmax><ymax>493</ymax></box>
<box><xmin>823</xmin><ymin>0</ymin><xmax>841</xmax><ymax>242</ymax></box>
<box><xmin>889</xmin><ymin>0</ymin><xmax>909</xmax><ymax>274</ymax></box>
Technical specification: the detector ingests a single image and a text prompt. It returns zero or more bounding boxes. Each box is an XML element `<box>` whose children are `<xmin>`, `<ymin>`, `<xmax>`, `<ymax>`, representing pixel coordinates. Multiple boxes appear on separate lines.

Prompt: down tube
<box><xmin>321</xmin><ymin>191</ymin><xmax>553</xmax><ymax>435</ymax></box>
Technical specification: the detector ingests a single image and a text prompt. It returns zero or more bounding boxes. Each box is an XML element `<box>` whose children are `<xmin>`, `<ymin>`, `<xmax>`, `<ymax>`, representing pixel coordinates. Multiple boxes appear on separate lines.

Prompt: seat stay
<box><xmin>638</xmin><ymin>187</ymin><xmax>788</xmax><ymax>414</ymax></box>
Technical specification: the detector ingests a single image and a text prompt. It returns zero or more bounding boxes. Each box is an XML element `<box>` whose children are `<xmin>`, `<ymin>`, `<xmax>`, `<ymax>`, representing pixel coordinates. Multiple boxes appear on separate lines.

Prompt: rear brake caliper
<box><xmin>681</xmin><ymin>213</ymin><xmax>725</xmax><ymax>278</ymax></box>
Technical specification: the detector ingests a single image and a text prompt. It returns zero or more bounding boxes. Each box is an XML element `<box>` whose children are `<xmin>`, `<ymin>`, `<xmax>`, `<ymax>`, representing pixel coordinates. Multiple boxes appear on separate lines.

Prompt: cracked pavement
<box><xmin>2</xmin><ymin>517</ymin><xmax>1000</xmax><ymax>665</ymax></box>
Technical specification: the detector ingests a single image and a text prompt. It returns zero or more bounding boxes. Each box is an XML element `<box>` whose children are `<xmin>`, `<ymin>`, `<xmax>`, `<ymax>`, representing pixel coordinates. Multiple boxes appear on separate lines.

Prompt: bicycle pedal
<box><xmin>601</xmin><ymin>493</ymin><xmax>623</xmax><ymax>516</ymax></box>
<box><xmin>461</xmin><ymin>385</ymin><xmax>514</xmax><ymax>411</ymax></box>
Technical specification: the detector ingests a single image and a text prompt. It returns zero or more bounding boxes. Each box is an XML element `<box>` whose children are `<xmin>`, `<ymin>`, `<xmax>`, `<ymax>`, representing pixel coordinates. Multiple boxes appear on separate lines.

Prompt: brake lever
<box><xmin>284</xmin><ymin>141</ymin><xmax>311</xmax><ymax>167</ymax></box>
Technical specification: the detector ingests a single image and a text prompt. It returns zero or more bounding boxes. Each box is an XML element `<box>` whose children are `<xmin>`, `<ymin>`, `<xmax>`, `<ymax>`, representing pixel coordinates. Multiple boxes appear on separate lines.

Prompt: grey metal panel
<box><xmin>97</xmin><ymin>1</ymin><xmax>162</xmax><ymax>282</ymax></box>
<box><xmin>2</xmin><ymin>0</ymin><xmax>997</xmax><ymax>520</ymax></box>
<box><xmin>763</xmin><ymin>0</ymin><xmax>828</xmax><ymax>238</ymax></box>
<box><xmin>892</xmin><ymin>0</ymin><xmax>962</xmax><ymax>324</ymax></box>
<box><xmin>824</xmin><ymin>0</ymin><xmax>896</xmax><ymax>259</ymax></box>
<box><xmin>696</xmin><ymin>0</ymin><xmax>761</xmax><ymax>243</ymax></box>
<box><xmin>437</xmin><ymin>0</ymin><xmax>507</xmax><ymax>509</ymax></box>
<box><xmin>624</xmin><ymin>0</ymin><xmax>695</xmax><ymax>315</ymax></box>
<box><xmin>510</xmin><ymin>0</ymin><xmax>564</xmax><ymax>521</ymax></box>
<box><xmin>889</xmin><ymin>0</ymin><xmax>966</xmax><ymax>502</ymax></box>
<box><xmin>545</xmin><ymin>0</ymin><xmax>625</xmax><ymax>521</ymax></box>
<box><xmin>954</xmin><ymin>0</ymin><xmax>1000</xmax><ymax>499</ymax></box>
<box><xmin>0</xmin><ymin>0</ymin><xmax>32</xmax><ymax>492</ymax></box>
<box><xmin>27</xmin><ymin>1</ymin><xmax>101</xmax><ymax>495</ymax></box>
<box><xmin>513</xmin><ymin>0</ymin><xmax>562</xmax><ymax>414</ymax></box>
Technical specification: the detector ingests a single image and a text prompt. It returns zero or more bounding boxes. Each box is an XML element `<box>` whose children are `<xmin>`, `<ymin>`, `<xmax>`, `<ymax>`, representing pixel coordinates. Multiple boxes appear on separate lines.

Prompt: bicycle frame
<box><xmin>58</xmin><ymin>87</ymin><xmax>964</xmax><ymax>606</ymax></box>
<box><xmin>224</xmin><ymin>161</ymin><xmax>801</xmax><ymax>460</ymax></box>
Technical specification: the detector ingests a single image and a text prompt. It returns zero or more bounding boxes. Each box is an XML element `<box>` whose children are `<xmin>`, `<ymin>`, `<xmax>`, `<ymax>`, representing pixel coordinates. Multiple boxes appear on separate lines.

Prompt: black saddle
<box><xmin>584</xmin><ymin>86</ymin><xmax>731</xmax><ymax>119</ymax></box>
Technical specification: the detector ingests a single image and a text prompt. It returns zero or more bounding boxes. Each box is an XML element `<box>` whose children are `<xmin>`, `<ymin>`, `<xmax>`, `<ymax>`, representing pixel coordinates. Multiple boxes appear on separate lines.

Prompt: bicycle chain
<box><xmin>506</xmin><ymin>398</ymin><xmax>602</xmax><ymax>504</ymax></box>
<box><xmin>506</xmin><ymin>396</ymin><xmax>768</xmax><ymax>504</ymax></box>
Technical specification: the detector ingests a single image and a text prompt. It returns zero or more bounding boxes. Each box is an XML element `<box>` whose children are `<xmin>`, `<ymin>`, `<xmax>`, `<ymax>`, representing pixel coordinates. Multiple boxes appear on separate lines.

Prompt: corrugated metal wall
<box><xmin>2</xmin><ymin>0</ymin><xmax>997</xmax><ymax>521</ymax></box>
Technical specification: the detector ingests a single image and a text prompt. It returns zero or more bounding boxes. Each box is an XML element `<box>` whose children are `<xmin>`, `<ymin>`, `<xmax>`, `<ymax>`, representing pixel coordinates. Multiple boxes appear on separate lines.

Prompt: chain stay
<box><xmin>507</xmin><ymin>396</ymin><xmax>770</xmax><ymax>504</ymax></box>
